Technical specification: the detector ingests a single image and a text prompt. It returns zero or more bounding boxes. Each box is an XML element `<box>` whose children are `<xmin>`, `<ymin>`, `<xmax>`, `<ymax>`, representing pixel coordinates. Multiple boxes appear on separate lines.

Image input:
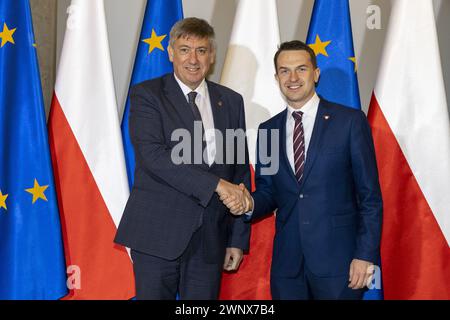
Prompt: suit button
<box><xmin>302</xmin><ymin>221</ymin><xmax>310</xmax><ymax>225</ymax></box>
<box><xmin>299</xmin><ymin>194</ymin><xmax>304</xmax><ymax>199</ymax></box>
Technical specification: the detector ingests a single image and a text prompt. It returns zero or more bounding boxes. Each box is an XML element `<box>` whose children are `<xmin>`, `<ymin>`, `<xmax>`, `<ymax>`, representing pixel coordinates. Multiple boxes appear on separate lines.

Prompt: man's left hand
<box><xmin>223</xmin><ymin>247</ymin><xmax>244</xmax><ymax>271</ymax></box>
<box><xmin>348</xmin><ymin>259</ymin><xmax>374</xmax><ymax>290</ymax></box>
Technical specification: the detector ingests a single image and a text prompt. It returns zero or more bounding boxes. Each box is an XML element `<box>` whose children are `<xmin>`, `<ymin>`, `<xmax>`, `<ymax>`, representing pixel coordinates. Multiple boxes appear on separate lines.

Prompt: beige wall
<box><xmin>50</xmin><ymin>0</ymin><xmax>450</xmax><ymax>117</ymax></box>
<box><xmin>30</xmin><ymin>0</ymin><xmax>57</xmax><ymax>116</ymax></box>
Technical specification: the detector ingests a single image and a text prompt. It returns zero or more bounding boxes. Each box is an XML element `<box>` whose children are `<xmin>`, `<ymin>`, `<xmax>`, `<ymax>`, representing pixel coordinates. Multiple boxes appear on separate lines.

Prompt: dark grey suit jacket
<box><xmin>115</xmin><ymin>73</ymin><xmax>250</xmax><ymax>264</ymax></box>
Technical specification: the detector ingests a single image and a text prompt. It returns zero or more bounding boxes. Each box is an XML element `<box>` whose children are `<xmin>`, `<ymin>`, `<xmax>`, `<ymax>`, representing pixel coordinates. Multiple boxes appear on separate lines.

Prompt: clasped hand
<box><xmin>215</xmin><ymin>179</ymin><xmax>252</xmax><ymax>215</ymax></box>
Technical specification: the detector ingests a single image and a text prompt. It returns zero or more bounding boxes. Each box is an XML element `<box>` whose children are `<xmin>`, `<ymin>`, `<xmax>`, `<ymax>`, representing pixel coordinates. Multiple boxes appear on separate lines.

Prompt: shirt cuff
<box><xmin>244</xmin><ymin>196</ymin><xmax>255</xmax><ymax>218</ymax></box>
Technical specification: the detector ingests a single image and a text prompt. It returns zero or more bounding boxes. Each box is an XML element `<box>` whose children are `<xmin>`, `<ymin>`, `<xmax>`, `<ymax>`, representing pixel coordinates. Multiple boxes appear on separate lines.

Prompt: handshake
<box><xmin>215</xmin><ymin>179</ymin><xmax>253</xmax><ymax>215</ymax></box>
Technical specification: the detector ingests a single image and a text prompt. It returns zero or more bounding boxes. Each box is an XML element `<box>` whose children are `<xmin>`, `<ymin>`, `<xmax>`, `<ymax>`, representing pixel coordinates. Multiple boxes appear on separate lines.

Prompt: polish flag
<box><xmin>219</xmin><ymin>0</ymin><xmax>284</xmax><ymax>299</ymax></box>
<box><xmin>48</xmin><ymin>0</ymin><xmax>135</xmax><ymax>299</ymax></box>
<box><xmin>367</xmin><ymin>0</ymin><xmax>450</xmax><ymax>299</ymax></box>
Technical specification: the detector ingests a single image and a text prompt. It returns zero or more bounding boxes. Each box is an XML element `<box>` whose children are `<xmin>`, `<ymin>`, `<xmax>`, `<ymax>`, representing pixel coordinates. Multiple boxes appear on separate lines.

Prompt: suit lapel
<box><xmin>163</xmin><ymin>73</ymin><xmax>197</xmax><ymax>131</ymax></box>
<box><xmin>163</xmin><ymin>74</ymin><xmax>209</xmax><ymax>169</ymax></box>
<box><xmin>207</xmin><ymin>81</ymin><xmax>226</xmax><ymax>137</ymax></box>
<box><xmin>206</xmin><ymin>81</ymin><xmax>226</xmax><ymax>167</ymax></box>
<box><xmin>299</xmin><ymin>100</ymin><xmax>331</xmax><ymax>188</ymax></box>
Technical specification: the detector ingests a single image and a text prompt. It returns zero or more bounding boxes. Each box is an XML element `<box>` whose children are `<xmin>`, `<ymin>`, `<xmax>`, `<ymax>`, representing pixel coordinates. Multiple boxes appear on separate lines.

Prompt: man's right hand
<box><xmin>216</xmin><ymin>180</ymin><xmax>253</xmax><ymax>215</ymax></box>
<box><xmin>216</xmin><ymin>179</ymin><xmax>245</xmax><ymax>214</ymax></box>
<box><xmin>348</xmin><ymin>259</ymin><xmax>374</xmax><ymax>290</ymax></box>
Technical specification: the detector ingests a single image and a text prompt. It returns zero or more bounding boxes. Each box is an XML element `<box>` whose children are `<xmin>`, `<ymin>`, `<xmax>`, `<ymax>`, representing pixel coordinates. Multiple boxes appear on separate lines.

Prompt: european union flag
<box><xmin>306</xmin><ymin>0</ymin><xmax>383</xmax><ymax>300</ymax></box>
<box><xmin>306</xmin><ymin>0</ymin><xmax>361</xmax><ymax>109</ymax></box>
<box><xmin>122</xmin><ymin>0</ymin><xmax>183</xmax><ymax>186</ymax></box>
<box><xmin>0</xmin><ymin>0</ymin><xmax>67</xmax><ymax>299</ymax></box>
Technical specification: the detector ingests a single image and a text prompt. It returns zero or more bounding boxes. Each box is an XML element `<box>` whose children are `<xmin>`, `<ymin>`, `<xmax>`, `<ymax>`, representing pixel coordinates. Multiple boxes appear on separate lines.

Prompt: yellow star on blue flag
<box><xmin>309</xmin><ymin>34</ymin><xmax>331</xmax><ymax>57</ymax></box>
<box><xmin>0</xmin><ymin>22</ymin><xmax>16</xmax><ymax>47</ymax></box>
<box><xmin>142</xmin><ymin>29</ymin><xmax>167</xmax><ymax>54</ymax></box>
<box><xmin>0</xmin><ymin>190</ymin><xmax>8</xmax><ymax>210</ymax></box>
<box><xmin>349</xmin><ymin>56</ymin><xmax>357</xmax><ymax>72</ymax></box>
<box><xmin>25</xmin><ymin>179</ymin><xmax>49</xmax><ymax>204</ymax></box>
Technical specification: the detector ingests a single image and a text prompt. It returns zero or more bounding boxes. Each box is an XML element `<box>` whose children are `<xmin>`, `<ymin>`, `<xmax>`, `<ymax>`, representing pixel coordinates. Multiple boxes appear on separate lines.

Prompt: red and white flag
<box><xmin>48</xmin><ymin>0</ymin><xmax>134</xmax><ymax>299</ymax></box>
<box><xmin>368</xmin><ymin>0</ymin><xmax>450</xmax><ymax>299</ymax></box>
<box><xmin>219</xmin><ymin>0</ymin><xmax>283</xmax><ymax>299</ymax></box>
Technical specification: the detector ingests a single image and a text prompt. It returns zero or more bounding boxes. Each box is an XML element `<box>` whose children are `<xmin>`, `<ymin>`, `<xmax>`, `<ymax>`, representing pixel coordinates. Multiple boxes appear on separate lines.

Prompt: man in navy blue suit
<box><xmin>224</xmin><ymin>40</ymin><xmax>382</xmax><ymax>300</ymax></box>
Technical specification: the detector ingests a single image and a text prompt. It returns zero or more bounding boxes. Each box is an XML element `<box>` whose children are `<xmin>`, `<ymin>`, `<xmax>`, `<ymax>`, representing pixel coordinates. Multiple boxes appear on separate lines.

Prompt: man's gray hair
<box><xmin>169</xmin><ymin>17</ymin><xmax>216</xmax><ymax>50</ymax></box>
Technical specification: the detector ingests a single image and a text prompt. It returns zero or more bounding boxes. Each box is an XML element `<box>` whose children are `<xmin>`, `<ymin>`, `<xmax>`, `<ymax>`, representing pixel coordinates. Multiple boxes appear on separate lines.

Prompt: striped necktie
<box><xmin>292</xmin><ymin>111</ymin><xmax>305</xmax><ymax>183</ymax></box>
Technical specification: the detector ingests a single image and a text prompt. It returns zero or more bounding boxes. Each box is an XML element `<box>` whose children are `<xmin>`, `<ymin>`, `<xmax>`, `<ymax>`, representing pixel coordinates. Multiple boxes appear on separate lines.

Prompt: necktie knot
<box><xmin>292</xmin><ymin>110</ymin><xmax>303</xmax><ymax>122</ymax></box>
<box><xmin>188</xmin><ymin>91</ymin><xmax>198</xmax><ymax>105</ymax></box>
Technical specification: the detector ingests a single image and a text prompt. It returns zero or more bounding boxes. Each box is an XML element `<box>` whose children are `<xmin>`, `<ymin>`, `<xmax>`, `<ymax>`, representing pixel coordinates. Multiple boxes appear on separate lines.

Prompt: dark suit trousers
<box><xmin>130</xmin><ymin>227</ymin><xmax>223</xmax><ymax>300</ymax></box>
<box><xmin>271</xmin><ymin>261</ymin><xmax>365</xmax><ymax>300</ymax></box>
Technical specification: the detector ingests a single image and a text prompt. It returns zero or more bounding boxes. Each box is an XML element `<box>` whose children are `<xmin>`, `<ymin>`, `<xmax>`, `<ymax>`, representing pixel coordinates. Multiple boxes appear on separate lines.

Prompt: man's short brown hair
<box><xmin>273</xmin><ymin>40</ymin><xmax>318</xmax><ymax>71</ymax></box>
<box><xmin>169</xmin><ymin>17</ymin><xmax>216</xmax><ymax>50</ymax></box>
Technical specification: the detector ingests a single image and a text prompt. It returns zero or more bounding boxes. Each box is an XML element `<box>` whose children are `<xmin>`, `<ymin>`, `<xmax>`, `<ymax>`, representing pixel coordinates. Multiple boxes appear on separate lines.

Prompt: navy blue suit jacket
<box><xmin>115</xmin><ymin>73</ymin><xmax>250</xmax><ymax>264</ymax></box>
<box><xmin>251</xmin><ymin>98</ymin><xmax>382</xmax><ymax>277</ymax></box>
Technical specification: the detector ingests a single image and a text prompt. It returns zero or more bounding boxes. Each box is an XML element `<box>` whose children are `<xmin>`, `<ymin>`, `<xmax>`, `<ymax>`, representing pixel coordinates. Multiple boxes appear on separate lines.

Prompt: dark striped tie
<box><xmin>292</xmin><ymin>111</ymin><xmax>305</xmax><ymax>183</ymax></box>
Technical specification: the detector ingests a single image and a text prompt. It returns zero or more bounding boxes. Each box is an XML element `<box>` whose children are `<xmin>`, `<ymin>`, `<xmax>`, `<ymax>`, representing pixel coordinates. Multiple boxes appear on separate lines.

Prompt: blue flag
<box><xmin>0</xmin><ymin>0</ymin><xmax>67</xmax><ymax>299</ymax></box>
<box><xmin>306</xmin><ymin>0</ymin><xmax>361</xmax><ymax>109</ymax></box>
<box><xmin>306</xmin><ymin>0</ymin><xmax>383</xmax><ymax>300</ymax></box>
<box><xmin>122</xmin><ymin>0</ymin><xmax>183</xmax><ymax>186</ymax></box>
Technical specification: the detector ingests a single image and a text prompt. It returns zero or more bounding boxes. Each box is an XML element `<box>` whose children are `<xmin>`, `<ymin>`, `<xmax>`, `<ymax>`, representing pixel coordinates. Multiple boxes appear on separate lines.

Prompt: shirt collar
<box><xmin>287</xmin><ymin>93</ymin><xmax>320</xmax><ymax>119</ymax></box>
<box><xmin>174</xmin><ymin>73</ymin><xmax>207</xmax><ymax>100</ymax></box>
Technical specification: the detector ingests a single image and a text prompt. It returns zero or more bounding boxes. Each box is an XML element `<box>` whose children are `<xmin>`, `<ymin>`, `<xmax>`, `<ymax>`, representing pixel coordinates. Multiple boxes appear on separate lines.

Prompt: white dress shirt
<box><xmin>174</xmin><ymin>74</ymin><xmax>216</xmax><ymax>166</ymax></box>
<box><xmin>286</xmin><ymin>93</ymin><xmax>320</xmax><ymax>173</ymax></box>
<box><xmin>246</xmin><ymin>93</ymin><xmax>320</xmax><ymax>216</ymax></box>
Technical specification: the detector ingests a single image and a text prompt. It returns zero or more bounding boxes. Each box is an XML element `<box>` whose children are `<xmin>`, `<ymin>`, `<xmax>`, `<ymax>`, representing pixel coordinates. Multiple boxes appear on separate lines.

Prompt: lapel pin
<box><xmin>324</xmin><ymin>115</ymin><xmax>330</xmax><ymax>120</ymax></box>
<box><xmin>218</xmin><ymin>101</ymin><xmax>223</xmax><ymax>107</ymax></box>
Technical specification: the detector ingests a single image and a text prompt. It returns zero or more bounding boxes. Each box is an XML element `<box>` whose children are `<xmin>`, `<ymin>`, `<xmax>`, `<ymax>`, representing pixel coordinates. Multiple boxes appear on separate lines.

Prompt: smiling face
<box><xmin>168</xmin><ymin>35</ymin><xmax>215</xmax><ymax>90</ymax></box>
<box><xmin>275</xmin><ymin>50</ymin><xmax>320</xmax><ymax>109</ymax></box>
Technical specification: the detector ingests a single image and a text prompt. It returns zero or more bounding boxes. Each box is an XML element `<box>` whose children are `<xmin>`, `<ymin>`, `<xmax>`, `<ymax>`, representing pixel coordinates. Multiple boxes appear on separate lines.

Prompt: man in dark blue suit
<box><xmin>224</xmin><ymin>40</ymin><xmax>382</xmax><ymax>300</ymax></box>
<box><xmin>115</xmin><ymin>18</ymin><xmax>250</xmax><ymax>300</ymax></box>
